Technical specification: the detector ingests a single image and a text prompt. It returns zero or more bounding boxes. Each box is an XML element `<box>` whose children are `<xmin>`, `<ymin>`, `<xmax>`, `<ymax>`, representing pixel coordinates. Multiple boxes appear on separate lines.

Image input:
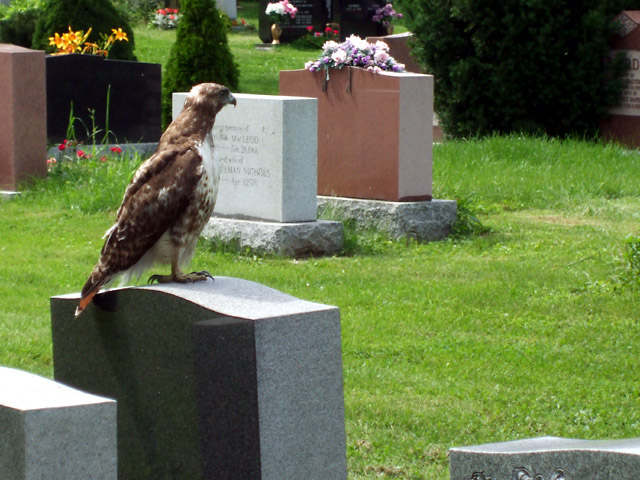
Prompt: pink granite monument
<box><xmin>0</xmin><ymin>45</ymin><xmax>46</xmax><ymax>191</ymax></box>
<box><xmin>601</xmin><ymin>11</ymin><xmax>640</xmax><ymax>147</ymax></box>
<box><xmin>280</xmin><ymin>67</ymin><xmax>433</xmax><ymax>202</ymax></box>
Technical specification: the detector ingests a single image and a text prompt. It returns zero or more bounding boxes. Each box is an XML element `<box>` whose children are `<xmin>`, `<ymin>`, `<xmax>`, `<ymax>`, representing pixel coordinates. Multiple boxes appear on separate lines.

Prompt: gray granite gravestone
<box><xmin>0</xmin><ymin>366</ymin><xmax>116</xmax><ymax>480</ymax></box>
<box><xmin>50</xmin><ymin>278</ymin><xmax>347</xmax><ymax>480</ymax></box>
<box><xmin>450</xmin><ymin>436</ymin><xmax>640</xmax><ymax>480</ymax></box>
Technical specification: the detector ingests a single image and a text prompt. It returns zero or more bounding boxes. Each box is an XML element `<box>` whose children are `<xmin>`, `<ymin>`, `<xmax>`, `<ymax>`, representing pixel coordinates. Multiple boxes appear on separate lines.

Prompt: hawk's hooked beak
<box><xmin>227</xmin><ymin>94</ymin><xmax>237</xmax><ymax>108</ymax></box>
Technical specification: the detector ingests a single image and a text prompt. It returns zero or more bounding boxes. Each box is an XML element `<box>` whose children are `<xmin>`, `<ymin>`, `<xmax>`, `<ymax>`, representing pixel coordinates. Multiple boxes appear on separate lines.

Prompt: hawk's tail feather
<box><xmin>75</xmin><ymin>267</ymin><xmax>111</xmax><ymax>318</ymax></box>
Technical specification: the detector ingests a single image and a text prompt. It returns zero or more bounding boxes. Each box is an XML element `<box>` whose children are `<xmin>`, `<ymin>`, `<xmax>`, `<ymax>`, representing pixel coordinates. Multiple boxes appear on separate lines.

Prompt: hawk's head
<box><xmin>184</xmin><ymin>83</ymin><xmax>237</xmax><ymax>116</ymax></box>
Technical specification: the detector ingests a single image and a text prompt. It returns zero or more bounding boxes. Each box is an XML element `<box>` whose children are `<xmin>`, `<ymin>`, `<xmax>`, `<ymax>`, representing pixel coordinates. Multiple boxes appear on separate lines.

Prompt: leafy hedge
<box><xmin>400</xmin><ymin>0</ymin><xmax>629</xmax><ymax>138</ymax></box>
<box><xmin>162</xmin><ymin>0</ymin><xmax>239</xmax><ymax>126</ymax></box>
<box><xmin>32</xmin><ymin>0</ymin><xmax>136</xmax><ymax>60</ymax></box>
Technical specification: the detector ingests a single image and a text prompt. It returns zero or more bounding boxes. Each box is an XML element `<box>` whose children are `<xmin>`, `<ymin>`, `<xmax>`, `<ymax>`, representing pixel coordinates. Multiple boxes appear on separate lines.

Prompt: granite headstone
<box><xmin>0</xmin><ymin>45</ymin><xmax>46</xmax><ymax>191</ymax></box>
<box><xmin>450</xmin><ymin>436</ymin><xmax>640</xmax><ymax>480</ymax></box>
<box><xmin>258</xmin><ymin>0</ymin><xmax>329</xmax><ymax>43</ymax></box>
<box><xmin>601</xmin><ymin>11</ymin><xmax>640</xmax><ymax>147</ymax></box>
<box><xmin>338</xmin><ymin>0</ymin><xmax>386</xmax><ymax>39</ymax></box>
<box><xmin>0</xmin><ymin>366</ymin><xmax>116</xmax><ymax>480</ymax></box>
<box><xmin>50</xmin><ymin>278</ymin><xmax>348</xmax><ymax>480</ymax></box>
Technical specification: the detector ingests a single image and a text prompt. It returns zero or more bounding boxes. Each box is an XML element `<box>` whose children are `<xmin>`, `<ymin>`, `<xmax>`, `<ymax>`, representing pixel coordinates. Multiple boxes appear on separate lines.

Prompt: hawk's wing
<box><xmin>80</xmin><ymin>144</ymin><xmax>203</xmax><ymax>298</ymax></box>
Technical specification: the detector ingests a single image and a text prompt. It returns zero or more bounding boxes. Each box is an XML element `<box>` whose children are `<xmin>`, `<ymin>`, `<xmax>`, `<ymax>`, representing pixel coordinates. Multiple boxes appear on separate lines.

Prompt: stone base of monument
<box><xmin>450</xmin><ymin>436</ymin><xmax>640</xmax><ymax>480</ymax></box>
<box><xmin>202</xmin><ymin>216</ymin><xmax>344</xmax><ymax>256</ymax></box>
<box><xmin>318</xmin><ymin>196</ymin><xmax>457</xmax><ymax>242</ymax></box>
<box><xmin>50</xmin><ymin>278</ymin><xmax>347</xmax><ymax>480</ymax></box>
<box><xmin>0</xmin><ymin>366</ymin><xmax>116</xmax><ymax>480</ymax></box>
<box><xmin>1</xmin><ymin>190</ymin><xmax>21</xmax><ymax>199</ymax></box>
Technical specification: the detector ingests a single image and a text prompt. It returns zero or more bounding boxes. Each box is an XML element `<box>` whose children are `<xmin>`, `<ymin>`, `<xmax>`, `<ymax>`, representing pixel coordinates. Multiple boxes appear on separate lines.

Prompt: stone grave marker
<box><xmin>51</xmin><ymin>278</ymin><xmax>348</xmax><ymax>480</ymax></box>
<box><xmin>172</xmin><ymin>92</ymin><xmax>343</xmax><ymax>255</ymax></box>
<box><xmin>0</xmin><ymin>45</ymin><xmax>46</xmax><ymax>192</ymax></box>
<box><xmin>0</xmin><ymin>366</ymin><xmax>116</xmax><ymax>480</ymax></box>
<box><xmin>216</xmin><ymin>0</ymin><xmax>236</xmax><ymax>19</ymax></box>
<box><xmin>280</xmin><ymin>67</ymin><xmax>457</xmax><ymax>241</ymax></box>
<box><xmin>258</xmin><ymin>0</ymin><xmax>329</xmax><ymax>44</ymax></box>
<box><xmin>450</xmin><ymin>436</ymin><xmax>640</xmax><ymax>479</ymax></box>
<box><xmin>338</xmin><ymin>0</ymin><xmax>386</xmax><ymax>39</ymax></box>
<box><xmin>601</xmin><ymin>11</ymin><xmax>640</xmax><ymax>147</ymax></box>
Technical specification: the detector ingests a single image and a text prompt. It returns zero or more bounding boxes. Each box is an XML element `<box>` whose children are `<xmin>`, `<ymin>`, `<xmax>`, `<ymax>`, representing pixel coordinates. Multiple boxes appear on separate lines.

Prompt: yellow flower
<box><xmin>111</xmin><ymin>28</ymin><xmax>128</xmax><ymax>42</ymax></box>
<box><xmin>48</xmin><ymin>32</ymin><xmax>63</xmax><ymax>48</ymax></box>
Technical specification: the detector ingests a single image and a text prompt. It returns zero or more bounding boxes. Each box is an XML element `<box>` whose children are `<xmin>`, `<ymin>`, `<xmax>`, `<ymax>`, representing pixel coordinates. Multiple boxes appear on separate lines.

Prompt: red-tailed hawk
<box><xmin>75</xmin><ymin>83</ymin><xmax>236</xmax><ymax>317</ymax></box>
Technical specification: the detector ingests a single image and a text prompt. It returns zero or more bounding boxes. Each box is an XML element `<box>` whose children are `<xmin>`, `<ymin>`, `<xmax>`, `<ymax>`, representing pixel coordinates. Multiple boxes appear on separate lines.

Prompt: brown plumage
<box><xmin>75</xmin><ymin>83</ymin><xmax>236</xmax><ymax>318</ymax></box>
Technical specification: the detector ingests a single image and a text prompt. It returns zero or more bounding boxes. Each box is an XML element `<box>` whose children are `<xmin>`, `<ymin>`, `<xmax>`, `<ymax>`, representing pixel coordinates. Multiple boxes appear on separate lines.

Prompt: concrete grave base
<box><xmin>318</xmin><ymin>196</ymin><xmax>457</xmax><ymax>242</ymax></box>
<box><xmin>0</xmin><ymin>366</ymin><xmax>116</xmax><ymax>480</ymax></box>
<box><xmin>1</xmin><ymin>190</ymin><xmax>21</xmax><ymax>199</ymax></box>
<box><xmin>450</xmin><ymin>436</ymin><xmax>640</xmax><ymax>480</ymax></box>
<box><xmin>51</xmin><ymin>278</ymin><xmax>347</xmax><ymax>480</ymax></box>
<box><xmin>202</xmin><ymin>217</ymin><xmax>344</xmax><ymax>256</ymax></box>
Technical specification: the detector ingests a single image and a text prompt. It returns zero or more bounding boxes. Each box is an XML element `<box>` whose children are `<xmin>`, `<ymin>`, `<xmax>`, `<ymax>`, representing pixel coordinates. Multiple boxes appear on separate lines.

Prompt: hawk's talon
<box><xmin>191</xmin><ymin>270</ymin><xmax>214</xmax><ymax>281</ymax></box>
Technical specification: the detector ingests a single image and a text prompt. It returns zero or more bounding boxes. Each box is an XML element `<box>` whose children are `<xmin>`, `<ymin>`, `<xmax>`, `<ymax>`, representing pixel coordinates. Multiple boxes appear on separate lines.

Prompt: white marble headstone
<box><xmin>173</xmin><ymin>92</ymin><xmax>318</xmax><ymax>223</ymax></box>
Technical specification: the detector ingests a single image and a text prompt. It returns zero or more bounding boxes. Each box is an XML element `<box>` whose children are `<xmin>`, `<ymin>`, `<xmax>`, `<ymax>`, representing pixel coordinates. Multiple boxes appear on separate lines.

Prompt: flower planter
<box><xmin>279</xmin><ymin>66</ymin><xmax>433</xmax><ymax>202</ymax></box>
<box><xmin>46</xmin><ymin>54</ymin><xmax>162</xmax><ymax>144</ymax></box>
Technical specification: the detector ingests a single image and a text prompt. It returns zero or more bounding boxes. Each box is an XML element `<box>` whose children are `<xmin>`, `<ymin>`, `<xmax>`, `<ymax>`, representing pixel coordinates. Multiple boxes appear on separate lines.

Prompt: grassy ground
<box><xmin>2</xmin><ymin>135</ymin><xmax>640</xmax><ymax>479</ymax></box>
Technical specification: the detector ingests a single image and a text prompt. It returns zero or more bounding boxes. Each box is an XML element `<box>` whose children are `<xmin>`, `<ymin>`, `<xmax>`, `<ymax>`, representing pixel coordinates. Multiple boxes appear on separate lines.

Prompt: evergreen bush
<box><xmin>400</xmin><ymin>0</ymin><xmax>629</xmax><ymax>138</ymax></box>
<box><xmin>0</xmin><ymin>8</ymin><xmax>40</xmax><ymax>47</ymax></box>
<box><xmin>162</xmin><ymin>0</ymin><xmax>240</xmax><ymax>127</ymax></box>
<box><xmin>32</xmin><ymin>0</ymin><xmax>136</xmax><ymax>60</ymax></box>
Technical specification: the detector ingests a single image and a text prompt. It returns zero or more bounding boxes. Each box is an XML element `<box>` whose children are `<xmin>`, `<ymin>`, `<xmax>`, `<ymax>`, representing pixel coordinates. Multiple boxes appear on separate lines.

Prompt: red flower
<box><xmin>241</xmin><ymin>18</ymin><xmax>246</xmax><ymax>25</ymax></box>
<box><xmin>333</xmin><ymin>29</ymin><xmax>339</xmax><ymax>35</ymax></box>
<box><xmin>325</xmin><ymin>26</ymin><xmax>332</xmax><ymax>32</ymax></box>
<box><xmin>158</xmin><ymin>9</ymin><xmax>166</xmax><ymax>15</ymax></box>
<box><xmin>306</xmin><ymin>25</ymin><xmax>313</xmax><ymax>32</ymax></box>
<box><xmin>110</xmin><ymin>146</ymin><xmax>122</xmax><ymax>154</ymax></box>
<box><xmin>58</xmin><ymin>143</ymin><xmax>66</xmax><ymax>151</ymax></box>
<box><xmin>77</xmin><ymin>150</ymin><xmax>85</xmax><ymax>158</ymax></box>
<box><xmin>100</xmin><ymin>156</ymin><xmax>107</xmax><ymax>162</ymax></box>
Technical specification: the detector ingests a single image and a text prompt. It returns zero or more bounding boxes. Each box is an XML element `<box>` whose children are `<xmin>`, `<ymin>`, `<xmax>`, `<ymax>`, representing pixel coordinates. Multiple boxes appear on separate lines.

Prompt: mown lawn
<box><xmin>2</xmin><ymin>135</ymin><xmax>640</xmax><ymax>479</ymax></box>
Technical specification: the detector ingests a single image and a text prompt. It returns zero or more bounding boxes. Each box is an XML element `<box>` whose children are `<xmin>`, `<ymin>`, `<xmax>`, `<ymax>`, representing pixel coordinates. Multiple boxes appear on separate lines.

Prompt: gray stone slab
<box><xmin>202</xmin><ymin>217</ymin><xmax>344</xmax><ymax>256</ymax></box>
<box><xmin>318</xmin><ymin>195</ymin><xmax>457</xmax><ymax>241</ymax></box>
<box><xmin>0</xmin><ymin>366</ymin><xmax>116</xmax><ymax>480</ymax></box>
<box><xmin>450</xmin><ymin>436</ymin><xmax>640</xmax><ymax>480</ymax></box>
<box><xmin>51</xmin><ymin>277</ymin><xmax>347</xmax><ymax>480</ymax></box>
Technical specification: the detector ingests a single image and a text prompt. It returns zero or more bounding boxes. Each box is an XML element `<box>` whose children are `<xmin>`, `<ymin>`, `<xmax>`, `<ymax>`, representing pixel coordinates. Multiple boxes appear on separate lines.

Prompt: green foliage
<box><xmin>0</xmin><ymin>7</ymin><xmax>40</xmax><ymax>47</ymax></box>
<box><xmin>32</xmin><ymin>0</ymin><xmax>136</xmax><ymax>60</ymax></box>
<box><xmin>624</xmin><ymin>234</ymin><xmax>640</xmax><ymax>284</ymax></box>
<box><xmin>400</xmin><ymin>0</ymin><xmax>628</xmax><ymax>138</ymax></box>
<box><xmin>161</xmin><ymin>0</ymin><xmax>240</xmax><ymax>126</ymax></box>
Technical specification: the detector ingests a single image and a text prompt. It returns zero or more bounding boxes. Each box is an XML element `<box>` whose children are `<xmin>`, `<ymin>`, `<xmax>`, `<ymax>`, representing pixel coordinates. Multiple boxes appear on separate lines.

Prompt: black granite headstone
<box><xmin>258</xmin><ymin>0</ymin><xmax>330</xmax><ymax>43</ymax></box>
<box><xmin>337</xmin><ymin>0</ymin><xmax>386</xmax><ymax>39</ymax></box>
<box><xmin>46</xmin><ymin>54</ymin><xmax>162</xmax><ymax>144</ymax></box>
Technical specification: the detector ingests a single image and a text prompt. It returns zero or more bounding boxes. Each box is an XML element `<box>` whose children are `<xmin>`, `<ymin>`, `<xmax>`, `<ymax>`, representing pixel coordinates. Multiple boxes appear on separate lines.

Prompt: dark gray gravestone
<box><xmin>450</xmin><ymin>436</ymin><xmax>640</xmax><ymax>480</ymax></box>
<box><xmin>258</xmin><ymin>0</ymin><xmax>329</xmax><ymax>43</ymax></box>
<box><xmin>338</xmin><ymin>0</ymin><xmax>386</xmax><ymax>40</ymax></box>
<box><xmin>50</xmin><ymin>278</ymin><xmax>347</xmax><ymax>480</ymax></box>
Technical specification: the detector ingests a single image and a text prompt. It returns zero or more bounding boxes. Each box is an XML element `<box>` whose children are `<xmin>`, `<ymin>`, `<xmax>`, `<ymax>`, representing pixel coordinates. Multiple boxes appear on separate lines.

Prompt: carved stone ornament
<box><xmin>466</xmin><ymin>467</ymin><xmax>565</xmax><ymax>480</ymax></box>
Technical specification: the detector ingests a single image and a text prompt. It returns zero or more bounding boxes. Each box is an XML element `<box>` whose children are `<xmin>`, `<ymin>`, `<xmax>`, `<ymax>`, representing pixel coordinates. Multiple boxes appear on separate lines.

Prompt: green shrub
<box><xmin>400</xmin><ymin>0</ymin><xmax>628</xmax><ymax>138</ymax></box>
<box><xmin>161</xmin><ymin>0</ymin><xmax>240</xmax><ymax>126</ymax></box>
<box><xmin>32</xmin><ymin>0</ymin><xmax>136</xmax><ymax>60</ymax></box>
<box><xmin>0</xmin><ymin>8</ymin><xmax>40</xmax><ymax>47</ymax></box>
<box><xmin>625</xmin><ymin>234</ymin><xmax>640</xmax><ymax>284</ymax></box>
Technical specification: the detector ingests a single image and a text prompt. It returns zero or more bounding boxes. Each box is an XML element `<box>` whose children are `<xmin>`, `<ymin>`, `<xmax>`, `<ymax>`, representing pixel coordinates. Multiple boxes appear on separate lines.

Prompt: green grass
<box><xmin>3</xmin><ymin>135</ymin><xmax>640</xmax><ymax>478</ymax></box>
